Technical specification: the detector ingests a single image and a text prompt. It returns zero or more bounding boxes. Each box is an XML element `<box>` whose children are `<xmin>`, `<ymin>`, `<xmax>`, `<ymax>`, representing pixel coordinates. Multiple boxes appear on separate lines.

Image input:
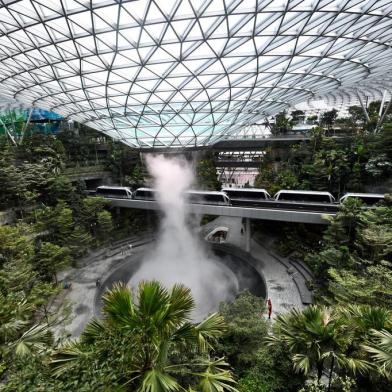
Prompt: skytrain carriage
<box><xmin>96</xmin><ymin>186</ymin><xmax>133</xmax><ymax>199</ymax></box>
<box><xmin>339</xmin><ymin>193</ymin><xmax>385</xmax><ymax>205</ymax></box>
<box><xmin>133</xmin><ymin>187</ymin><xmax>156</xmax><ymax>201</ymax></box>
<box><xmin>221</xmin><ymin>188</ymin><xmax>271</xmax><ymax>201</ymax></box>
<box><xmin>186</xmin><ymin>191</ymin><xmax>231</xmax><ymax>206</ymax></box>
<box><xmin>274</xmin><ymin>190</ymin><xmax>335</xmax><ymax>203</ymax></box>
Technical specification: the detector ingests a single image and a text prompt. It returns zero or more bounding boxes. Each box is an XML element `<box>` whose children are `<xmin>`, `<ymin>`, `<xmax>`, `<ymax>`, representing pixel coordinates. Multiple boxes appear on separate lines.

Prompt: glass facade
<box><xmin>0</xmin><ymin>0</ymin><xmax>391</xmax><ymax>147</ymax></box>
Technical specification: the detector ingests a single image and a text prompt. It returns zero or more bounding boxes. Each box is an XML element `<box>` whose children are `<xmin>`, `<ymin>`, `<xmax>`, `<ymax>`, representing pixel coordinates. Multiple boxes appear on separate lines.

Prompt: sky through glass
<box><xmin>0</xmin><ymin>0</ymin><xmax>391</xmax><ymax>147</ymax></box>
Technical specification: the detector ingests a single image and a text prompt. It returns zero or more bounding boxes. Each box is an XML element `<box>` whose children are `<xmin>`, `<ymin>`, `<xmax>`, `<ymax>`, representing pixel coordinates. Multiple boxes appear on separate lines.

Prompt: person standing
<box><xmin>267</xmin><ymin>298</ymin><xmax>272</xmax><ymax>320</ymax></box>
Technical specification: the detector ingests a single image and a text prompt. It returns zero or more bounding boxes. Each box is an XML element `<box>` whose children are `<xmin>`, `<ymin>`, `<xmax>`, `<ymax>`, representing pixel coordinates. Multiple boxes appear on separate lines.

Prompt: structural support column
<box><xmin>357</xmin><ymin>91</ymin><xmax>371</xmax><ymax>123</ymax></box>
<box><xmin>245</xmin><ymin>218</ymin><xmax>251</xmax><ymax>253</ymax></box>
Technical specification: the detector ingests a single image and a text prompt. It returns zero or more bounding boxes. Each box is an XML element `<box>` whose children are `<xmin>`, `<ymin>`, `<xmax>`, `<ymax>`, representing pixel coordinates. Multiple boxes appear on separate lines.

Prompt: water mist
<box><xmin>129</xmin><ymin>155</ymin><xmax>238</xmax><ymax>320</ymax></box>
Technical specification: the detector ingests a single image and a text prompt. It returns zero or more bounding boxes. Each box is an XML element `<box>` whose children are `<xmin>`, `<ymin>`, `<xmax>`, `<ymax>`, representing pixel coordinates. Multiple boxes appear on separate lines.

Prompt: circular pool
<box><xmin>95</xmin><ymin>246</ymin><xmax>266</xmax><ymax>320</ymax></box>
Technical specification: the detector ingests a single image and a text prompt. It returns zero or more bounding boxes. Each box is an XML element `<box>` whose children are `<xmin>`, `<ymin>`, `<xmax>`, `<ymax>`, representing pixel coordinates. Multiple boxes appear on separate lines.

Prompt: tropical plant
<box><xmin>362</xmin><ymin>329</ymin><xmax>392</xmax><ymax>379</ymax></box>
<box><xmin>266</xmin><ymin>306</ymin><xmax>369</xmax><ymax>388</ymax></box>
<box><xmin>0</xmin><ymin>292</ymin><xmax>52</xmax><ymax>374</ymax></box>
<box><xmin>196</xmin><ymin>154</ymin><xmax>221</xmax><ymax>190</ymax></box>
<box><xmin>51</xmin><ymin>281</ymin><xmax>238</xmax><ymax>391</ymax></box>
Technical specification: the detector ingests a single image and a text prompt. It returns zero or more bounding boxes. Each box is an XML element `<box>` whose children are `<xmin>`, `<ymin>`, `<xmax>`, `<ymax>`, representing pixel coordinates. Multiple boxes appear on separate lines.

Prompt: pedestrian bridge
<box><xmin>107</xmin><ymin>198</ymin><xmax>336</xmax><ymax>225</ymax></box>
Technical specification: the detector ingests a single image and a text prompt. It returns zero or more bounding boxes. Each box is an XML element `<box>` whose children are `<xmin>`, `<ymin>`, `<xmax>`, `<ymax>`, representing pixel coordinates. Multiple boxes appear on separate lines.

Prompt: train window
<box><xmin>204</xmin><ymin>194</ymin><xmax>222</xmax><ymax>203</ymax></box>
<box><xmin>277</xmin><ymin>192</ymin><xmax>332</xmax><ymax>203</ymax></box>
<box><xmin>223</xmin><ymin>189</ymin><xmax>269</xmax><ymax>200</ymax></box>
<box><xmin>135</xmin><ymin>190</ymin><xmax>155</xmax><ymax>199</ymax></box>
<box><xmin>360</xmin><ymin>196</ymin><xmax>383</xmax><ymax>205</ymax></box>
<box><xmin>96</xmin><ymin>187</ymin><xmax>131</xmax><ymax>198</ymax></box>
<box><xmin>187</xmin><ymin>192</ymin><xmax>228</xmax><ymax>204</ymax></box>
<box><xmin>340</xmin><ymin>195</ymin><xmax>384</xmax><ymax>205</ymax></box>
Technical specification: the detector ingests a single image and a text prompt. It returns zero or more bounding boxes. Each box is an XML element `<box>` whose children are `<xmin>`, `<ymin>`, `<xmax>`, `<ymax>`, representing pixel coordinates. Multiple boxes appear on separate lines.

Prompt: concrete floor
<box><xmin>203</xmin><ymin>216</ymin><xmax>304</xmax><ymax>319</ymax></box>
<box><xmin>54</xmin><ymin>217</ymin><xmax>303</xmax><ymax>338</ymax></box>
<box><xmin>54</xmin><ymin>245</ymin><xmax>148</xmax><ymax>338</ymax></box>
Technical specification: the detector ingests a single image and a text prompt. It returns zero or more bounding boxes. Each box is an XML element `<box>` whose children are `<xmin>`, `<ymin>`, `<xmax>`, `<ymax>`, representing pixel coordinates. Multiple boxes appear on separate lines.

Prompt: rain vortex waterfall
<box><xmin>129</xmin><ymin>155</ymin><xmax>238</xmax><ymax>320</ymax></box>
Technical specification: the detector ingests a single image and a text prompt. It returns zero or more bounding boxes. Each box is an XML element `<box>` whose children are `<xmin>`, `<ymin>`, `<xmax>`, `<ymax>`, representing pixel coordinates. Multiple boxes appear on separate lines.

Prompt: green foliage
<box><xmin>299</xmin><ymin>376</ymin><xmax>356</xmax><ymax>392</ymax></box>
<box><xmin>218</xmin><ymin>291</ymin><xmax>304</xmax><ymax>392</ymax></box>
<box><xmin>46</xmin><ymin>281</ymin><xmax>237</xmax><ymax>391</ymax></box>
<box><xmin>218</xmin><ymin>291</ymin><xmax>267</xmax><ymax>372</ymax></box>
<box><xmin>77</xmin><ymin>197</ymin><xmax>113</xmax><ymax>243</ymax></box>
<box><xmin>271</xmin><ymin>111</ymin><xmax>292</xmax><ymax>135</ymax></box>
<box><xmin>196</xmin><ymin>154</ymin><xmax>220</xmax><ymax>190</ymax></box>
<box><xmin>255</xmin><ymin>124</ymin><xmax>391</xmax><ymax>196</ymax></box>
<box><xmin>0</xmin><ymin>225</ymin><xmax>56</xmax><ymax>376</ymax></box>
<box><xmin>362</xmin><ymin>329</ymin><xmax>392</xmax><ymax>380</ymax></box>
<box><xmin>33</xmin><ymin>242</ymin><xmax>71</xmax><ymax>283</ymax></box>
<box><xmin>291</xmin><ymin>110</ymin><xmax>305</xmax><ymax>123</ymax></box>
<box><xmin>126</xmin><ymin>162</ymin><xmax>145</xmax><ymax>188</ymax></box>
<box><xmin>320</xmin><ymin>109</ymin><xmax>338</xmax><ymax>130</ymax></box>
<box><xmin>305</xmin><ymin>200</ymin><xmax>392</xmax><ymax>312</ymax></box>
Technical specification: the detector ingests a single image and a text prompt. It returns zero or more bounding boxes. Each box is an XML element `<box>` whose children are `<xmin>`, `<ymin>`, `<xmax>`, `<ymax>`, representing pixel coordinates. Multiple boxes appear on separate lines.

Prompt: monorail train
<box><xmin>339</xmin><ymin>193</ymin><xmax>385</xmax><ymax>205</ymax></box>
<box><xmin>96</xmin><ymin>186</ymin><xmax>133</xmax><ymax>199</ymax></box>
<box><xmin>133</xmin><ymin>188</ymin><xmax>230</xmax><ymax>206</ymax></box>
<box><xmin>221</xmin><ymin>188</ymin><xmax>271</xmax><ymax>201</ymax></box>
<box><xmin>97</xmin><ymin>186</ymin><xmax>384</xmax><ymax>208</ymax></box>
<box><xmin>186</xmin><ymin>190</ymin><xmax>230</xmax><ymax>205</ymax></box>
<box><xmin>274</xmin><ymin>190</ymin><xmax>336</xmax><ymax>203</ymax></box>
<box><xmin>133</xmin><ymin>187</ymin><xmax>156</xmax><ymax>200</ymax></box>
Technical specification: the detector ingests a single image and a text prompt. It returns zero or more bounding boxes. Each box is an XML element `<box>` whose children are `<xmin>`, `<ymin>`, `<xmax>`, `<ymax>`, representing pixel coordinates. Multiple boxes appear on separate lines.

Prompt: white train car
<box><xmin>96</xmin><ymin>186</ymin><xmax>133</xmax><ymax>199</ymax></box>
<box><xmin>339</xmin><ymin>193</ymin><xmax>385</xmax><ymax>205</ymax></box>
<box><xmin>274</xmin><ymin>190</ymin><xmax>335</xmax><ymax>203</ymax></box>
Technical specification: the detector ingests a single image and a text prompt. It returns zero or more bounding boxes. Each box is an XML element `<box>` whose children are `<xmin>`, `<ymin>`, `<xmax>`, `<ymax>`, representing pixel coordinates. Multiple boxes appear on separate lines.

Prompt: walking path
<box><xmin>52</xmin><ymin>238</ymin><xmax>152</xmax><ymax>339</ymax></box>
<box><xmin>53</xmin><ymin>218</ymin><xmax>308</xmax><ymax>338</ymax></box>
<box><xmin>203</xmin><ymin>216</ymin><xmax>305</xmax><ymax>319</ymax></box>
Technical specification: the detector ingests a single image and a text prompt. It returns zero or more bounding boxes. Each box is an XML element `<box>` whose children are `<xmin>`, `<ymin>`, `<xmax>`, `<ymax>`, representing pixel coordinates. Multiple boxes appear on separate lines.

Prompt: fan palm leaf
<box><xmin>195</xmin><ymin>313</ymin><xmax>226</xmax><ymax>352</ymax></box>
<box><xmin>166</xmin><ymin>284</ymin><xmax>195</xmax><ymax>324</ymax></box>
<box><xmin>340</xmin><ymin>304</ymin><xmax>391</xmax><ymax>333</ymax></box>
<box><xmin>9</xmin><ymin>323</ymin><xmax>52</xmax><ymax>357</ymax></box>
<box><xmin>51</xmin><ymin>341</ymin><xmax>91</xmax><ymax>377</ymax></box>
<box><xmin>266</xmin><ymin>305</ymin><xmax>363</xmax><ymax>380</ymax></box>
<box><xmin>197</xmin><ymin>358</ymin><xmax>238</xmax><ymax>392</ymax></box>
<box><xmin>52</xmin><ymin>281</ymin><xmax>234</xmax><ymax>390</ymax></box>
<box><xmin>139</xmin><ymin>369</ymin><xmax>181</xmax><ymax>392</ymax></box>
<box><xmin>362</xmin><ymin>329</ymin><xmax>392</xmax><ymax>379</ymax></box>
<box><xmin>102</xmin><ymin>282</ymin><xmax>135</xmax><ymax>326</ymax></box>
<box><xmin>81</xmin><ymin>318</ymin><xmax>106</xmax><ymax>344</ymax></box>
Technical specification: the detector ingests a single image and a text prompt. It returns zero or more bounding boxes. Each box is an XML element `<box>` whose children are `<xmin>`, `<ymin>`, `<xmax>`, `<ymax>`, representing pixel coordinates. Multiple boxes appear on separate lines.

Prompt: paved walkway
<box><xmin>53</xmin><ymin>244</ymin><xmax>149</xmax><ymax>339</ymax></box>
<box><xmin>53</xmin><ymin>218</ymin><xmax>304</xmax><ymax>338</ymax></box>
<box><xmin>203</xmin><ymin>216</ymin><xmax>304</xmax><ymax>319</ymax></box>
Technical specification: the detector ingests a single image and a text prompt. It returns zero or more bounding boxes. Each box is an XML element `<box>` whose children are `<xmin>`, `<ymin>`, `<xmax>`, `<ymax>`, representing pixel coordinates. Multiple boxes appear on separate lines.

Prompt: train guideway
<box><xmin>107</xmin><ymin>198</ymin><xmax>336</xmax><ymax>252</ymax></box>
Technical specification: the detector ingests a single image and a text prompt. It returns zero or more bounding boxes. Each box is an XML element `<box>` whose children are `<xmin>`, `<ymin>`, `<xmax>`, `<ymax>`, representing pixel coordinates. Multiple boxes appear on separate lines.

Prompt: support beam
<box><xmin>376</xmin><ymin>96</ymin><xmax>392</xmax><ymax>132</ymax></box>
<box><xmin>245</xmin><ymin>218</ymin><xmax>251</xmax><ymax>253</ymax></box>
<box><xmin>20</xmin><ymin>107</ymin><xmax>33</xmax><ymax>143</ymax></box>
<box><xmin>109</xmin><ymin>199</ymin><xmax>335</xmax><ymax>224</ymax></box>
<box><xmin>357</xmin><ymin>92</ymin><xmax>371</xmax><ymax>123</ymax></box>
<box><xmin>379</xmin><ymin>90</ymin><xmax>387</xmax><ymax>119</ymax></box>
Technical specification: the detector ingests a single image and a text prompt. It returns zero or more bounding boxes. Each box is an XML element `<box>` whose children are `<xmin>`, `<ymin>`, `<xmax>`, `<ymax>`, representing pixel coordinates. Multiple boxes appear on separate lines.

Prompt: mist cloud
<box><xmin>129</xmin><ymin>155</ymin><xmax>238</xmax><ymax>320</ymax></box>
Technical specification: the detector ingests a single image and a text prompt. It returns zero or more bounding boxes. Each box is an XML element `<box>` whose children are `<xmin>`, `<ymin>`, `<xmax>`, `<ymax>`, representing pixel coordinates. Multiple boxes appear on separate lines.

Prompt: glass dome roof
<box><xmin>0</xmin><ymin>0</ymin><xmax>391</xmax><ymax>147</ymax></box>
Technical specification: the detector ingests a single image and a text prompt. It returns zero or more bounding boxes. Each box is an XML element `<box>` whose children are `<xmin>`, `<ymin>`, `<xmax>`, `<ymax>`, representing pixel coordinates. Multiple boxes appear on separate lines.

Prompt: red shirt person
<box><xmin>267</xmin><ymin>298</ymin><xmax>272</xmax><ymax>319</ymax></box>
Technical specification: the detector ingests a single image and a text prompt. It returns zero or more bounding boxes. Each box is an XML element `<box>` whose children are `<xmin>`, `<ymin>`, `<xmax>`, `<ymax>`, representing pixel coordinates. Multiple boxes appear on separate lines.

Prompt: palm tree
<box><xmin>0</xmin><ymin>293</ymin><xmax>52</xmax><ymax>363</ymax></box>
<box><xmin>362</xmin><ymin>329</ymin><xmax>392</xmax><ymax>380</ymax></box>
<box><xmin>52</xmin><ymin>281</ymin><xmax>237</xmax><ymax>391</ymax></box>
<box><xmin>266</xmin><ymin>306</ymin><xmax>368</xmax><ymax>388</ymax></box>
<box><xmin>339</xmin><ymin>305</ymin><xmax>391</xmax><ymax>338</ymax></box>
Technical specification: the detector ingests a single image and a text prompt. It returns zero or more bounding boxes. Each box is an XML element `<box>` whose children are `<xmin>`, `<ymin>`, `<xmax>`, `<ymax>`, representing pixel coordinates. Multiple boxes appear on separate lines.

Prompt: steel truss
<box><xmin>0</xmin><ymin>0</ymin><xmax>391</xmax><ymax>148</ymax></box>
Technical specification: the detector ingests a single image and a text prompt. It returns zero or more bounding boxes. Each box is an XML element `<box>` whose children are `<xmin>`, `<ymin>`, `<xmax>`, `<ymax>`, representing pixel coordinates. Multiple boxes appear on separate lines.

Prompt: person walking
<box><xmin>267</xmin><ymin>298</ymin><xmax>272</xmax><ymax>320</ymax></box>
<box><xmin>96</xmin><ymin>278</ymin><xmax>101</xmax><ymax>288</ymax></box>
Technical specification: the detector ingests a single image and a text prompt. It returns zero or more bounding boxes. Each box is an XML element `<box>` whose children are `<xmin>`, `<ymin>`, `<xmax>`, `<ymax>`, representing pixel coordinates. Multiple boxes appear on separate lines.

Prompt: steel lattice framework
<box><xmin>0</xmin><ymin>0</ymin><xmax>391</xmax><ymax>148</ymax></box>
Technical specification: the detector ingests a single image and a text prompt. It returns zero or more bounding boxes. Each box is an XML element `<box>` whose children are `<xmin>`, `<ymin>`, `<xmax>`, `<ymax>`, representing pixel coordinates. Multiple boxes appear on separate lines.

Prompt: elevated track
<box><xmin>107</xmin><ymin>198</ymin><xmax>337</xmax><ymax>225</ymax></box>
